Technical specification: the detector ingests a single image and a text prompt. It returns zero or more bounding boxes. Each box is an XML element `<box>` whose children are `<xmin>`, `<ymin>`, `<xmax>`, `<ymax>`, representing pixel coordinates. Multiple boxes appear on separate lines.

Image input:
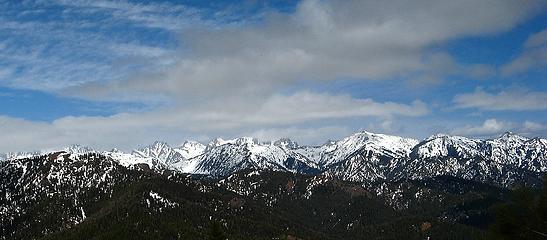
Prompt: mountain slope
<box><xmin>192</xmin><ymin>137</ymin><xmax>320</xmax><ymax>177</ymax></box>
<box><xmin>1</xmin><ymin>153</ymin><xmax>494</xmax><ymax>240</ymax></box>
<box><xmin>399</xmin><ymin>133</ymin><xmax>547</xmax><ymax>187</ymax></box>
<box><xmin>1</xmin><ymin>130</ymin><xmax>545</xmax><ymax>187</ymax></box>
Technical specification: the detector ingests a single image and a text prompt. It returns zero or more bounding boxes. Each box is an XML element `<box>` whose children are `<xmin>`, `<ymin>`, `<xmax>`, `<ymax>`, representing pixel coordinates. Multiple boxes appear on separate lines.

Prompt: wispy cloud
<box><xmin>502</xmin><ymin>28</ymin><xmax>547</xmax><ymax>75</ymax></box>
<box><xmin>453</xmin><ymin>88</ymin><xmax>547</xmax><ymax>111</ymax></box>
<box><xmin>0</xmin><ymin>0</ymin><xmax>207</xmax><ymax>91</ymax></box>
<box><xmin>245</xmin><ymin>126</ymin><xmax>351</xmax><ymax>146</ymax></box>
<box><xmin>452</xmin><ymin>119</ymin><xmax>515</xmax><ymax>137</ymax></box>
<box><xmin>52</xmin><ymin>0</ymin><xmax>209</xmax><ymax>31</ymax></box>
<box><xmin>452</xmin><ymin>119</ymin><xmax>547</xmax><ymax>138</ymax></box>
<box><xmin>0</xmin><ymin>0</ymin><xmax>546</xmax><ymax>151</ymax></box>
<box><xmin>0</xmin><ymin>90</ymin><xmax>429</xmax><ymax>151</ymax></box>
<box><xmin>77</xmin><ymin>0</ymin><xmax>541</xmax><ymax>109</ymax></box>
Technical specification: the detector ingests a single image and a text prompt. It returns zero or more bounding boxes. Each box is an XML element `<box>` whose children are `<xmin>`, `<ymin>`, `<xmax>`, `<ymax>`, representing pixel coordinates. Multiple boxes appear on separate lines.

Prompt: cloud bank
<box><xmin>502</xmin><ymin>28</ymin><xmax>547</xmax><ymax>75</ymax></box>
<box><xmin>0</xmin><ymin>91</ymin><xmax>429</xmax><ymax>152</ymax></box>
<box><xmin>73</xmin><ymin>0</ymin><xmax>544</xmax><ymax>101</ymax></box>
<box><xmin>0</xmin><ymin>0</ymin><xmax>546</xmax><ymax>151</ymax></box>
<box><xmin>453</xmin><ymin>88</ymin><xmax>547</xmax><ymax>111</ymax></box>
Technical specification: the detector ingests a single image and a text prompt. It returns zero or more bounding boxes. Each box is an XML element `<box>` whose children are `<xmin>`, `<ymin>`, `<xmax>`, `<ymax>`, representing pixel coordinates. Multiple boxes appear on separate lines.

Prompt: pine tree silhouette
<box><xmin>489</xmin><ymin>174</ymin><xmax>547</xmax><ymax>239</ymax></box>
<box><xmin>208</xmin><ymin>221</ymin><xmax>227</xmax><ymax>240</ymax></box>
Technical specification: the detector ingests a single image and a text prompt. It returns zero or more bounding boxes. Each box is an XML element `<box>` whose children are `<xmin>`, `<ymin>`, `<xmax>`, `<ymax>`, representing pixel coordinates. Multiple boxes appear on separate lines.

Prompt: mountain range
<box><xmin>1</xmin><ymin>130</ymin><xmax>546</xmax><ymax>239</ymax></box>
<box><xmin>2</xmin><ymin>130</ymin><xmax>546</xmax><ymax>187</ymax></box>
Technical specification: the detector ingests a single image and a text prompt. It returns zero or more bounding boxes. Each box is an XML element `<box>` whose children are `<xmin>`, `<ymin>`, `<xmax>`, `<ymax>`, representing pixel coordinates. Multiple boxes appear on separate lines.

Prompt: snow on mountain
<box><xmin>485</xmin><ymin>132</ymin><xmax>527</xmax><ymax>162</ymax></box>
<box><xmin>0</xmin><ymin>130</ymin><xmax>545</xmax><ymax>187</ymax></box>
<box><xmin>193</xmin><ymin>137</ymin><xmax>320</xmax><ymax>177</ymax></box>
<box><xmin>65</xmin><ymin>144</ymin><xmax>95</xmax><ymax>155</ymax></box>
<box><xmin>408</xmin><ymin>132</ymin><xmax>546</xmax><ymax>170</ymax></box>
<box><xmin>174</xmin><ymin>141</ymin><xmax>206</xmax><ymax>159</ymax></box>
<box><xmin>151</xmin><ymin>141</ymin><xmax>206</xmax><ymax>173</ymax></box>
<box><xmin>295</xmin><ymin>131</ymin><xmax>418</xmax><ymax>168</ymax></box>
<box><xmin>132</xmin><ymin>141</ymin><xmax>180</xmax><ymax>164</ymax></box>
<box><xmin>487</xmin><ymin>133</ymin><xmax>547</xmax><ymax>172</ymax></box>
<box><xmin>128</xmin><ymin>141</ymin><xmax>202</xmax><ymax>172</ymax></box>
<box><xmin>0</xmin><ymin>151</ymin><xmax>130</xmax><ymax>236</ymax></box>
<box><xmin>192</xmin><ymin>131</ymin><xmax>420</xmax><ymax>179</ymax></box>
<box><xmin>0</xmin><ymin>151</ymin><xmax>42</xmax><ymax>161</ymax></box>
<box><xmin>521</xmin><ymin>138</ymin><xmax>547</xmax><ymax>171</ymax></box>
<box><xmin>320</xmin><ymin>131</ymin><xmax>419</xmax><ymax>181</ymax></box>
<box><xmin>409</xmin><ymin>134</ymin><xmax>483</xmax><ymax>159</ymax></box>
<box><xmin>397</xmin><ymin>132</ymin><xmax>547</xmax><ymax>186</ymax></box>
<box><xmin>0</xmin><ymin>145</ymin><xmax>94</xmax><ymax>162</ymax></box>
<box><xmin>206</xmin><ymin>137</ymin><xmax>238</xmax><ymax>149</ymax></box>
<box><xmin>273</xmin><ymin>138</ymin><xmax>300</xmax><ymax>149</ymax></box>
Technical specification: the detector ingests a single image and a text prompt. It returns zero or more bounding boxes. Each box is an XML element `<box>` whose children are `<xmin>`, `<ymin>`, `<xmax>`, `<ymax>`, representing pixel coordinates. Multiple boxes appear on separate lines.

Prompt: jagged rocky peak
<box><xmin>150</xmin><ymin>140</ymin><xmax>171</xmax><ymax>149</ymax></box>
<box><xmin>207</xmin><ymin>138</ymin><xmax>229</xmax><ymax>149</ymax></box>
<box><xmin>527</xmin><ymin>137</ymin><xmax>547</xmax><ymax>146</ymax></box>
<box><xmin>323</xmin><ymin>139</ymin><xmax>337</xmax><ymax>146</ymax></box>
<box><xmin>133</xmin><ymin>141</ymin><xmax>174</xmax><ymax>159</ymax></box>
<box><xmin>65</xmin><ymin>144</ymin><xmax>95</xmax><ymax>154</ymax></box>
<box><xmin>491</xmin><ymin>131</ymin><xmax>529</xmax><ymax>145</ymax></box>
<box><xmin>301</xmin><ymin>130</ymin><xmax>419</xmax><ymax>167</ymax></box>
<box><xmin>110</xmin><ymin>148</ymin><xmax>122</xmax><ymax>153</ymax></box>
<box><xmin>234</xmin><ymin>137</ymin><xmax>260</xmax><ymax>146</ymax></box>
<box><xmin>175</xmin><ymin>141</ymin><xmax>206</xmax><ymax>159</ymax></box>
<box><xmin>273</xmin><ymin>138</ymin><xmax>299</xmax><ymax>149</ymax></box>
<box><xmin>207</xmin><ymin>137</ymin><xmax>260</xmax><ymax>149</ymax></box>
<box><xmin>180</xmin><ymin>140</ymin><xmax>205</xmax><ymax>149</ymax></box>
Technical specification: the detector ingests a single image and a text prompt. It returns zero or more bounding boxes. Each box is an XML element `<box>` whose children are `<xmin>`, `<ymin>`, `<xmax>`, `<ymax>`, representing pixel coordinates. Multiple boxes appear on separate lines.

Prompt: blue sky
<box><xmin>0</xmin><ymin>0</ymin><xmax>546</xmax><ymax>151</ymax></box>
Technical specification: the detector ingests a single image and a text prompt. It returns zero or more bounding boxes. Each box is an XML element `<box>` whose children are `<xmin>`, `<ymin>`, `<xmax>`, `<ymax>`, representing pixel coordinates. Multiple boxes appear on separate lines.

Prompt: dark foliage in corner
<box><xmin>488</xmin><ymin>175</ymin><xmax>547</xmax><ymax>240</ymax></box>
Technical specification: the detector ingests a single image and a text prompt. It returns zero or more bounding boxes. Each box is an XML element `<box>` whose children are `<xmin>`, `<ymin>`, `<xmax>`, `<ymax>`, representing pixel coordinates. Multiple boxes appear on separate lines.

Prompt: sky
<box><xmin>0</xmin><ymin>0</ymin><xmax>546</xmax><ymax>152</ymax></box>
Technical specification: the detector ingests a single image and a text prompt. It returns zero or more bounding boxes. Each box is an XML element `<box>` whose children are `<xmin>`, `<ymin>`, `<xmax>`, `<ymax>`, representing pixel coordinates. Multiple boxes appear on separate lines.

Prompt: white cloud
<box><xmin>1</xmin><ymin>0</ymin><xmax>545</xmax><ymax>151</ymax></box>
<box><xmin>0</xmin><ymin>0</ymin><xmax>197</xmax><ymax>91</ymax></box>
<box><xmin>452</xmin><ymin>119</ymin><xmax>515</xmax><ymax>137</ymax></box>
<box><xmin>250</xmin><ymin>92</ymin><xmax>429</xmax><ymax>124</ymax></box>
<box><xmin>502</xmin><ymin>28</ymin><xmax>547</xmax><ymax>75</ymax></box>
<box><xmin>53</xmin><ymin>0</ymin><xmax>207</xmax><ymax>31</ymax></box>
<box><xmin>245</xmin><ymin>126</ymin><xmax>351</xmax><ymax>146</ymax></box>
<box><xmin>0</xmin><ymin>91</ymin><xmax>428</xmax><ymax>152</ymax></box>
<box><xmin>522</xmin><ymin>121</ymin><xmax>547</xmax><ymax>132</ymax></box>
<box><xmin>453</xmin><ymin>88</ymin><xmax>547</xmax><ymax>111</ymax></box>
<box><xmin>72</xmin><ymin>0</ymin><xmax>545</xmax><ymax>101</ymax></box>
<box><xmin>467</xmin><ymin>64</ymin><xmax>496</xmax><ymax>79</ymax></box>
<box><xmin>0</xmin><ymin>66</ymin><xmax>15</xmax><ymax>79</ymax></box>
<box><xmin>451</xmin><ymin>119</ymin><xmax>547</xmax><ymax>138</ymax></box>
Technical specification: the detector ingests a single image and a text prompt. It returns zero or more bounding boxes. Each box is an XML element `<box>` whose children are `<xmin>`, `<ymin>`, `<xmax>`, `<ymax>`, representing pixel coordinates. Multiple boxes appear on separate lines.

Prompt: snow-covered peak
<box><xmin>207</xmin><ymin>137</ymin><xmax>260</xmax><ymax>149</ymax></box>
<box><xmin>2</xmin><ymin>129</ymin><xmax>546</xmax><ymax>184</ymax></box>
<box><xmin>174</xmin><ymin>141</ymin><xmax>206</xmax><ymax>159</ymax></box>
<box><xmin>133</xmin><ymin>141</ymin><xmax>172</xmax><ymax>159</ymax></box>
<box><xmin>273</xmin><ymin>138</ymin><xmax>299</xmax><ymax>149</ymax></box>
<box><xmin>207</xmin><ymin>138</ymin><xmax>230</xmax><ymax>149</ymax></box>
<box><xmin>234</xmin><ymin>137</ymin><xmax>259</xmax><ymax>146</ymax></box>
<box><xmin>107</xmin><ymin>141</ymin><xmax>190</xmax><ymax>172</ymax></box>
<box><xmin>323</xmin><ymin>139</ymin><xmax>336</xmax><ymax>146</ymax></box>
<box><xmin>296</xmin><ymin>130</ymin><xmax>418</xmax><ymax>167</ymax></box>
<box><xmin>110</xmin><ymin>148</ymin><xmax>122</xmax><ymax>153</ymax></box>
<box><xmin>65</xmin><ymin>144</ymin><xmax>95</xmax><ymax>154</ymax></box>
<box><xmin>334</xmin><ymin>131</ymin><xmax>417</xmax><ymax>155</ymax></box>
<box><xmin>355</xmin><ymin>131</ymin><xmax>418</xmax><ymax>153</ymax></box>
<box><xmin>492</xmin><ymin>132</ymin><xmax>529</xmax><ymax>145</ymax></box>
<box><xmin>0</xmin><ymin>151</ymin><xmax>42</xmax><ymax>161</ymax></box>
<box><xmin>411</xmin><ymin>134</ymin><xmax>482</xmax><ymax>159</ymax></box>
<box><xmin>424</xmin><ymin>133</ymin><xmax>451</xmax><ymax>141</ymax></box>
<box><xmin>527</xmin><ymin>137</ymin><xmax>547</xmax><ymax>146</ymax></box>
